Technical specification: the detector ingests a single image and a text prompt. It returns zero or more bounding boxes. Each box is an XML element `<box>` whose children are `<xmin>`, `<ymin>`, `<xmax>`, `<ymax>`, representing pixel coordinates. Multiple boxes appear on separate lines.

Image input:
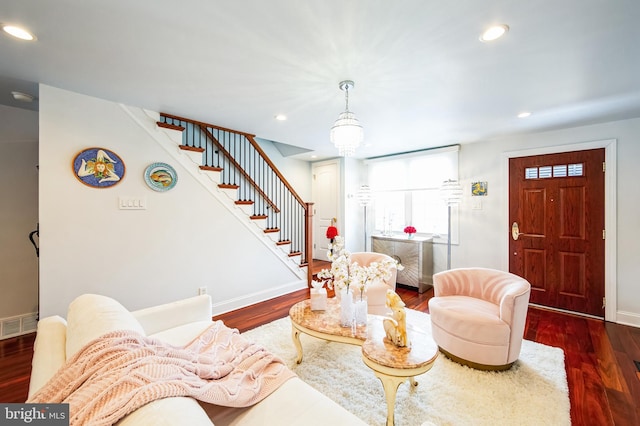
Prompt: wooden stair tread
<box><xmin>200</xmin><ymin>165</ymin><xmax>223</xmax><ymax>172</ymax></box>
<box><xmin>263</xmin><ymin>228</ymin><xmax>280</xmax><ymax>234</ymax></box>
<box><xmin>235</xmin><ymin>200</ymin><xmax>254</xmax><ymax>205</ymax></box>
<box><xmin>156</xmin><ymin>121</ymin><xmax>185</xmax><ymax>131</ymax></box>
<box><xmin>288</xmin><ymin>251</ymin><xmax>302</xmax><ymax>257</ymax></box>
<box><xmin>276</xmin><ymin>240</ymin><xmax>291</xmax><ymax>246</ymax></box>
<box><xmin>219</xmin><ymin>184</ymin><xmax>239</xmax><ymax>189</ymax></box>
<box><xmin>179</xmin><ymin>145</ymin><xmax>204</xmax><ymax>153</ymax></box>
<box><xmin>250</xmin><ymin>215</ymin><xmax>268</xmax><ymax>220</ymax></box>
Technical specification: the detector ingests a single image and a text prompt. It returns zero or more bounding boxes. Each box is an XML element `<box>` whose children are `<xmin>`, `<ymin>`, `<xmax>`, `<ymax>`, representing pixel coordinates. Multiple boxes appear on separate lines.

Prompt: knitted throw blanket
<box><xmin>27</xmin><ymin>321</ymin><xmax>296</xmax><ymax>426</ymax></box>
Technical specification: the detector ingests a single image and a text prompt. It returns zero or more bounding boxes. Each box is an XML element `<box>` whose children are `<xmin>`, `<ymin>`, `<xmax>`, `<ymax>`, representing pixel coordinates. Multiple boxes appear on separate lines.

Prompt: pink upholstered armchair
<box><xmin>428</xmin><ymin>268</ymin><xmax>531</xmax><ymax>370</ymax></box>
<box><xmin>350</xmin><ymin>252</ymin><xmax>398</xmax><ymax>315</ymax></box>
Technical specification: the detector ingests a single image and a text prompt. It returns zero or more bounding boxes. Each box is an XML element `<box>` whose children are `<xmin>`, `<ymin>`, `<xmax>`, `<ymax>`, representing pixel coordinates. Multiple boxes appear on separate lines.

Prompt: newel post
<box><xmin>305</xmin><ymin>202</ymin><xmax>314</xmax><ymax>288</ymax></box>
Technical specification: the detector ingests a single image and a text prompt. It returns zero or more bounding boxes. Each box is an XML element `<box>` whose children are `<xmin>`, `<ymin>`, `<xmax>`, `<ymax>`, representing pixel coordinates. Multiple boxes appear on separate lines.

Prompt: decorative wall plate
<box><xmin>144</xmin><ymin>162</ymin><xmax>178</xmax><ymax>192</ymax></box>
<box><xmin>73</xmin><ymin>147</ymin><xmax>125</xmax><ymax>188</ymax></box>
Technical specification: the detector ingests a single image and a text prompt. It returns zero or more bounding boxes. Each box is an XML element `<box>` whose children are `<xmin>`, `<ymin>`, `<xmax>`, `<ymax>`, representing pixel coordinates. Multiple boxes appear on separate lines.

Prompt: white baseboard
<box><xmin>211</xmin><ymin>279</ymin><xmax>307</xmax><ymax>316</ymax></box>
<box><xmin>1</xmin><ymin>312</ymin><xmax>38</xmax><ymax>340</ymax></box>
<box><xmin>616</xmin><ymin>310</ymin><xmax>640</xmax><ymax>328</ymax></box>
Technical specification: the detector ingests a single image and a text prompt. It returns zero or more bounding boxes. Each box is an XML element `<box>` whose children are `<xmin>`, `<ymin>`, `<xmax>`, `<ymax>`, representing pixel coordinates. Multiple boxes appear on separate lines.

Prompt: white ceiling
<box><xmin>1</xmin><ymin>0</ymin><xmax>640</xmax><ymax>159</ymax></box>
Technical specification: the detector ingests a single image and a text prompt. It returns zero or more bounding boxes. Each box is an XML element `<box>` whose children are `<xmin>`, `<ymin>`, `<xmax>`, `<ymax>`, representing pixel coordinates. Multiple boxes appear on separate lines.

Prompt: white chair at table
<box><xmin>350</xmin><ymin>252</ymin><xmax>398</xmax><ymax>315</ymax></box>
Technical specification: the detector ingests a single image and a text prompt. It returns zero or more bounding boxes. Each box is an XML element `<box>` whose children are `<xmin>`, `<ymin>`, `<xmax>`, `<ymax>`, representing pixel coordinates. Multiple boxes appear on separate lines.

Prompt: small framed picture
<box><xmin>73</xmin><ymin>147</ymin><xmax>125</xmax><ymax>188</ymax></box>
<box><xmin>471</xmin><ymin>181</ymin><xmax>488</xmax><ymax>196</ymax></box>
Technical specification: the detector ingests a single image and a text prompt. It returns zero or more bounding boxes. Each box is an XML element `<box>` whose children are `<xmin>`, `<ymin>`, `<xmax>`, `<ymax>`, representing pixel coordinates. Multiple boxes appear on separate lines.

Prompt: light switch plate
<box><xmin>119</xmin><ymin>196</ymin><xmax>147</xmax><ymax>210</ymax></box>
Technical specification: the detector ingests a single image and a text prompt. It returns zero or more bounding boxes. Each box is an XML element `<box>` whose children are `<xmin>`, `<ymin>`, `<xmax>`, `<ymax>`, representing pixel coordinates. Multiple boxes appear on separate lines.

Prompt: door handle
<box><xmin>511</xmin><ymin>222</ymin><xmax>520</xmax><ymax>241</ymax></box>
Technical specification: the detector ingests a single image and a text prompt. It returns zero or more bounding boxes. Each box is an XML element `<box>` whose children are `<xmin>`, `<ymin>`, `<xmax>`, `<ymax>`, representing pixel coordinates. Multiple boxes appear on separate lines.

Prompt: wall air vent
<box><xmin>0</xmin><ymin>313</ymin><xmax>38</xmax><ymax>340</ymax></box>
<box><xmin>1</xmin><ymin>318</ymin><xmax>21</xmax><ymax>338</ymax></box>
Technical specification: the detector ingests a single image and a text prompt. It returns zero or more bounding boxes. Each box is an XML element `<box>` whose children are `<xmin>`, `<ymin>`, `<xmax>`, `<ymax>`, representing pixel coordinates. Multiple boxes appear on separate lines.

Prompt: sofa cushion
<box><xmin>28</xmin><ymin>316</ymin><xmax>68</xmax><ymax>398</ymax></box>
<box><xmin>149</xmin><ymin>321</ymin><xmax>214</xmax><ymax>346</ymax></box>
<box><xmin>200</xmin><ymin>377</ymin><xmax>368</xmax><ymax>425</ymax></box>
<box><xmin>116</xmin><ymin>396</ymin><xmax>213</xmax><ymax>426</ymax></box>
<box><xmin>429</xmin><ymin>295</ymin><xmax>510</xmax><ymax>346</ymax></box>
<box><xmin>65</xmin><ymin>294</ymin><xmax>146</xmax><ymax>359</ymax></box>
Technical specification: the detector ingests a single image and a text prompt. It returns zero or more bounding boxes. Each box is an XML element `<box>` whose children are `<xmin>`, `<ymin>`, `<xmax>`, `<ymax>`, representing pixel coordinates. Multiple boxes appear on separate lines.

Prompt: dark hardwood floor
<box><xmin>1</xmin><ymin>275</ymin><xmax>639</xmax><ymax>425</ymax></box>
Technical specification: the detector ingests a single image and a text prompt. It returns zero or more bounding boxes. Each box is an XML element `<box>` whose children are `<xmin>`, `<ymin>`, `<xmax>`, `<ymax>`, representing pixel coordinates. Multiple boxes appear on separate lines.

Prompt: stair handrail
<box><xmin>160</xmin><ymin>112</ymin><xmax>314</xmax><ymax>277</ymax></box>
<box><xmin>162</xmin><ymin>113</ymin><xmax>309</xmax><ymax>208</ymax></box>
<box><xmin>199</xmin><ymin>125</ymin><xmax>280</xmax><ymax>212</ymax></box>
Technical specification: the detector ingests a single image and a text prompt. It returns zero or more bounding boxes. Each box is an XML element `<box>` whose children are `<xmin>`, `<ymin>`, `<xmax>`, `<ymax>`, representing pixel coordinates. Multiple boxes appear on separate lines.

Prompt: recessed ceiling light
<box><xmin>517</xmin><ymin>112</ymin><xmax>531</xmax><ymax>118</ymax></box>
<box><xmin>2</xmin><ymin>25</ymin><xmax>36</xmax><ymax>41</ymax></box>
<box><xmin>275</xmin><ymin>114</ymin><xmax>287</xmax><ymax>121</ymax></box>
<box><xmin>11</xmin><ymin>91</ymin><xmax>35</xmax><ymax>102</ymax></box>
<box><xmin>479</xmin><ymin>24</ymin><xmax>509</xmax><ymax>42</ymax></box>
<box><xmin>310</xmin><ymin>155</ymin><xmax>317</xmax><ymax>159</ymax></box>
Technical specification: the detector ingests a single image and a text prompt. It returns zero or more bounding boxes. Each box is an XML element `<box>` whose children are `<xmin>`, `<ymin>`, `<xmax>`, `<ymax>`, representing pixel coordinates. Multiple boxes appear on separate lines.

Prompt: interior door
<box><xmin>509</xmin><ymin>149</ymin><xmax>605</xmax><ymax>317</ymax></box>
<box><xmin>311</xmin><ymin>161</ymin><xmax>339</xmax><ymax>260</ymax></box>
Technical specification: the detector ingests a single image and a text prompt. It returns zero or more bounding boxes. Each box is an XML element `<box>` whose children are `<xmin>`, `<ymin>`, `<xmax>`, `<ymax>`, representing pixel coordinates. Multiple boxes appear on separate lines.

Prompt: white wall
<box><xmin>38</xmin><ymin>85</ymin><xmax>309</xmax><ymax>317</ymax></box>
<box><xmin>0</xmin><ymin>130</ymin><xmax>38</xmax><ymax>318</ymax></box>
<box><xmin>453</xmin><ymin>118</ymin><xmax>640</xmax><ymax>326</ymax></box>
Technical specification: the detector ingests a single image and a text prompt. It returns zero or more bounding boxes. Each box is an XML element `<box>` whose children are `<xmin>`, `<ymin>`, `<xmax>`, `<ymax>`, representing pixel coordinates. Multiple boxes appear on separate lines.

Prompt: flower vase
<box><xmin>339</xmin><ymin>287</ymin><xmax>354</xmax><ymax>327</ymax></box>
<box><xmin>354</xmin><ymin>295</ymin><xmax>367</xmax><ymax>326</ymax></box>
<box><xmin>407</xmin><ymin>233</ymin><xmax>413</xmax><ymax>239</ymax></box>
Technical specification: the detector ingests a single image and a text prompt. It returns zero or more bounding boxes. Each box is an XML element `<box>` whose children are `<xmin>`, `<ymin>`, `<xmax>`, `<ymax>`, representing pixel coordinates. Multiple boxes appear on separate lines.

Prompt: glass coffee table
<box><xmin>289</xmin><ymin>298</ymin><xmax>438</xmax><ymax>426</ymax></box>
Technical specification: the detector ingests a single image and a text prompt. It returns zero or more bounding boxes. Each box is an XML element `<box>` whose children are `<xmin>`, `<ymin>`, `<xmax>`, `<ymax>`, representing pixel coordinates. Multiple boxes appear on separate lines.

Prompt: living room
<box><xmin>1</xmin><ymin>0</ymin><xmax>639</xmax><ymax>328</ymax></box>
<box><xmin>1</xmin><ymin>1</ymin><xmax>640</xmax><ymax>424</ymax></box>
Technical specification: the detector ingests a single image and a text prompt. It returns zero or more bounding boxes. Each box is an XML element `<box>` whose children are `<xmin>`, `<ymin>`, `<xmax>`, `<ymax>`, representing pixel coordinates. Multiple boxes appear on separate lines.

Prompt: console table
<box><xmin>371</xmin><ymin>235</ymin><xmax>434</xmax><ymax>293</ymax></box>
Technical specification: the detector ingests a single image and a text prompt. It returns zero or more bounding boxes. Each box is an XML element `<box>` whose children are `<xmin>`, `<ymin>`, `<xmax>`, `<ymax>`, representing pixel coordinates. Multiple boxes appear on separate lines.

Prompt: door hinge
<box><xmin>313</xmin><ymin>243</ymin><xmax>316</xmax><ymax>249</ymax></box>
<box><xmin>602</xmin><ymin>229</ymin><xmax>606</xmax><ymax>240</ymax></box>
<box><xmin>602</xmin><ymin>297</ymin><xmax>606</xmax><ymax>308</ymax></box>
<box><xmin>602</xmin><ymin>162</ymin><xmax>606</xmax><ymax>172</ymax></box>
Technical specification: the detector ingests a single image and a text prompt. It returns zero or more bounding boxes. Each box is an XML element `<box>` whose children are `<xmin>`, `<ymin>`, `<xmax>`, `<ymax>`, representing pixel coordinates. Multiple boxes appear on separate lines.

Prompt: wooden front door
<box><xmin>509</xmin><ymin>149</ymin><xmax>605</xmax><ymax>317</ymax></box>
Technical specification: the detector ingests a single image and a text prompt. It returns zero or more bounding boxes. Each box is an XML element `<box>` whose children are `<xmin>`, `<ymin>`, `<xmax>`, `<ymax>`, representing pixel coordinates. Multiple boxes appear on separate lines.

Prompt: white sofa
<box><xmin>28</xmin><ymin>293</ymin><xmax>366</xmax><ymax>425</ymax></box>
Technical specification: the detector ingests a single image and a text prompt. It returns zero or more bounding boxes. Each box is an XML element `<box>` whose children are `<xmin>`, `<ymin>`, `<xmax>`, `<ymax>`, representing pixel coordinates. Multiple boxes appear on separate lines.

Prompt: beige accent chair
<box><xmin>428</xmin><ymin>268</ymin><xmax>531</xmax><ymax>370</ymax></box>
<box><xmin>350</xmin><ymin>252</ymin><xmax>398</xmax><ymax>315</ymax></box>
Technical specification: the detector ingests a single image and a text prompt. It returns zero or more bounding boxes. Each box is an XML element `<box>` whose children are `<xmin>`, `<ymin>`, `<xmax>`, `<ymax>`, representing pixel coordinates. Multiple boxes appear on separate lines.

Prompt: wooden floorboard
<box><xmin>1</xmin><ymin>286</ymin><xmax>639</xmax><ymax>426</ymax></box>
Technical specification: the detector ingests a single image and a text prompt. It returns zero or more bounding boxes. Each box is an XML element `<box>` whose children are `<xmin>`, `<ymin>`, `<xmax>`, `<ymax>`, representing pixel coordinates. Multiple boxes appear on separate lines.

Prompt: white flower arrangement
<box><xmin>316</xmin><ymin>236</ymin><xmax>403</xmax><ymax>300</ymax></box>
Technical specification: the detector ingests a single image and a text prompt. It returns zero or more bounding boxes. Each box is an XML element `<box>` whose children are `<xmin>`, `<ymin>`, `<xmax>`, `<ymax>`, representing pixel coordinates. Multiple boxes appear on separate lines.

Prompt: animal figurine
<box><xmin>383</xmin><ymin>289</ymin><xmax>409</xmax><ymax>347</ymax></box>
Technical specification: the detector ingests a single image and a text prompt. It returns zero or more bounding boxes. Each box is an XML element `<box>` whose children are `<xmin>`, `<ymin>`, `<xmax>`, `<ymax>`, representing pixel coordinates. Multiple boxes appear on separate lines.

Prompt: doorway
<box><xmin>509</xmin><ymin>149</ymin><xmax>605</xmax><ymax>317</ymax></box>
<box><xmin>311</xmin><ymin>160</ymin><xmax>340</xmax><ymax>260</ymax></box>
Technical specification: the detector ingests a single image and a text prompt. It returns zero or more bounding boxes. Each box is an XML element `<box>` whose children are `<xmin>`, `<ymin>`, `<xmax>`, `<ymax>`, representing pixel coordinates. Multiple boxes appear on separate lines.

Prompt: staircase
<box><xmin>121</xmin><ymin>107</ymin><xmax>313</xmax><ymax>285</ymax></box>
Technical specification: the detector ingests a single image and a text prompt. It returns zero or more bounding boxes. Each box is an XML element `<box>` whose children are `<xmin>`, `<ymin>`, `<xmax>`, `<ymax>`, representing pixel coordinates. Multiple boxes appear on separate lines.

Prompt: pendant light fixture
<box><xmin>330</xmin><ymin>80</ymin><xmax>364</xmax><ymax>156</ymax></box>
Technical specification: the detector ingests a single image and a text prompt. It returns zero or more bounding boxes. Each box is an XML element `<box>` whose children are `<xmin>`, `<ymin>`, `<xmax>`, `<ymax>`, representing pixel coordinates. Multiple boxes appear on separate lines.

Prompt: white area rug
<box><xmin>243</xmin><ymin>316</ymin><xmax>571</xmax><ymax>426</ymax></box>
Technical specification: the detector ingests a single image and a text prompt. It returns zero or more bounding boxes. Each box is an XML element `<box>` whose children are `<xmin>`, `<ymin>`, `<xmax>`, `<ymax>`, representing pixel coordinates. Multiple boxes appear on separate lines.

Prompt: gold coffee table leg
<box><xmin>371</xmin><ymin>370</ymin><xmax>405</xmax><ymax>426</ymax></box>
<box><xmin>291</xmin><ymin>325</ymin><xmax>303</xmax><ymax>364</ymax></box>
<box><xmin>363</xmin><ymin>354</ymin><xmax>435</xmax><ymax>426</ymax></box>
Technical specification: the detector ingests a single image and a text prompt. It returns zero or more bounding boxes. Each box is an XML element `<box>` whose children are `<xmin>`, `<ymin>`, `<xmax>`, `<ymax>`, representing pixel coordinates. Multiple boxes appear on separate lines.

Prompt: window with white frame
<box><xmin>366</xmin><ymin>146</ymin><xmax>459</xmax><ymax>237</ymax></box>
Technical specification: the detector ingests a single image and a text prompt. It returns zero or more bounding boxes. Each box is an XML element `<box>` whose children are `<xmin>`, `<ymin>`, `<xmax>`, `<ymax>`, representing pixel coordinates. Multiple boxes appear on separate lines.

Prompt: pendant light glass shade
<box><xmin>330</xmin><ymin>80</ymin><xmax>364</xmax><ymax>157</ymax></box>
